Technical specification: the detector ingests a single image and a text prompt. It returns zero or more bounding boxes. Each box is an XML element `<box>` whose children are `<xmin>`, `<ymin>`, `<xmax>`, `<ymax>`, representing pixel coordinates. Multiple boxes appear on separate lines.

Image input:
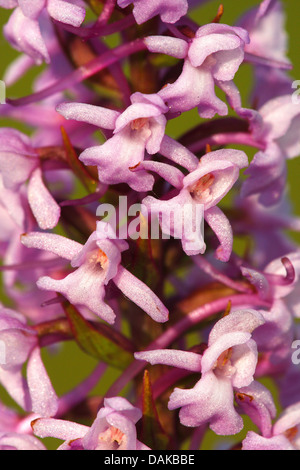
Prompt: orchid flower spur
<box><xmin>241</xmin><ymin>252</ymin><xmax>300</xmax><ymax>318</ymax></box>
<box><xmin>21</xmin><ymin>221</ymin><xmax>169</xmax><ymax>325</ymax></box>
<box><xmin>1</xmin><ymin>0</ymin><xmax>300</xmax><ymax>452</ymax></box>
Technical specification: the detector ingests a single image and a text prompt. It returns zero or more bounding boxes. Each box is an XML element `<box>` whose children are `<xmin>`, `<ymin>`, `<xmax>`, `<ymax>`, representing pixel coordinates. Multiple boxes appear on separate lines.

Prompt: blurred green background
<box><xmin>0</xmin><ymin>0</ymin><xmax>299</xmax><ymax>450</ymax></box>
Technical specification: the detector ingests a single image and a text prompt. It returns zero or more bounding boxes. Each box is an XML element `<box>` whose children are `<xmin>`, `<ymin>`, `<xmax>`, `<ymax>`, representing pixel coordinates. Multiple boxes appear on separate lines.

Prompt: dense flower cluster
<box><xmin>0</xmin><ymin>0</ymin><xmax>300</xmax><ymax>451</ymax></box>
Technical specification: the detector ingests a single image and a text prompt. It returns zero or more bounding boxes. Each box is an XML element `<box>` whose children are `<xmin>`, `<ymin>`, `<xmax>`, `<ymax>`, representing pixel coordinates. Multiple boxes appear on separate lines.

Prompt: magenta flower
<box><xmin>117</xmin><ymin>0</ymin><xmax>188</xmax><ymax>25</ymax></box>
<box><xmin>135</xmin><ymin>309</ymin><xmax>264</xmax><ymax>435</ymax></box>
<box><xmin>243</xmin><ymin>402</ymin><xmax>300</xmax><ymax>450</ymax></box>
<box><xmin>1</xmin><ymin>0</ymin><xmax>86</xmax><ymax>63</ymax></box>
<box><xmin>235</xmin><ymin>381</ymin><xmax>277</xmax><ymax>440</ymax></box>
<box><xmin>264</xmin><ymin>252</ymin><xmax>300</xmax><ymax>318</ymax></box>
<box><xmin>237</xmin><ymin>0</ymin><xmax>292</xmax><ymax>108</ymax></box>
<box><xmin>240</xmin><ymin>95</ymin><xmax>300</xmax><ymax>206</ymax></box>
<box><xmin>21</xmin><ymin>221</ymin><xmax>169</xmax><ymax>325</ymax></box>
<box><xmin>0</xmin><ymin>128</ymin><xmax>60</xmax><ymax>230</ymax></box>
<box><xmin>145</xmin><ymin>23</ymin><xmax>249</xmax><ymax>117</ymax></box>
<box><xmin>0</xmin><ymin>304</ymin><xmax>58</xmax><ymax>417</ymax></box>
<box><xmin>57</xmin><ymin>92</ymin><xmax>169</xmax><ymax>191</ymax></box>
<box><xmin>238</xmin><ymin>0</ymin><xmax>291</xmax><ymax>68</ymax></box>
<box><xmin>233</xmin><ymin>194</ymin><xmax>300</xmax><ymax>267</ymax></box>
<box><xmin>143</xmin><ymin>148</ymin><xmax>248</xmax><ymax>260</ymax></box>
<box><xmin>32</xmin><ymin>397</ymin><xmax>150</xmax><ymax>450</ymax></box>
<box><xmin>242</xmin><ymin>252</ymin><xmax>300</xmax><ymax>318</ymax></box>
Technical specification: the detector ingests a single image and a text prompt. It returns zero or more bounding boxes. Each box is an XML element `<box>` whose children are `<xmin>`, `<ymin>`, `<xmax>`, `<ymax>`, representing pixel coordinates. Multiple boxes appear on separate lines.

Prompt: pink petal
<box><xmin>159</xmin><ymin>59</ymin><xmax>228</xmax><ymax>118</ymax></box>
<box><xmin>208</xmin><ymin>309</ymin><xmax>265</xmax><ymax>345</ymax></box>
<box><xmin>18</xmin><ymin>0</ymin><xmax>46</xmax><ymax>19</ymax></box>
<box><xmin>159</xmin><ymin>135</ymin><xmax>199</xmax><ymax>172</ymax></box>
<box><xmin>138</xmin><ymin>160</ymin><xmax>184</xmax><ymax>189</ymax></box>
<box><xmin>27</xmin><ymin>347</ymin><xmax>58</xmax><ymax>417</ymax></box>
<box><xmin>145</xmin><ymin>36</ymin><xmax>189</xmax><ymax>59</ymax></box>
<box><xmin>113</xmin><ymin>266</ymin><xmax>169</xmax><ymax>323</ymax></box>
<box><xmin>32</xmin><ymin>417</ymin><xmax>89</xmax><ymax>440</ymax></box>
<box><xmin>169</xmin><ymin>371</ymin><xmax>243</xmax><ymax>435</ymax></box>
<box><xmin>273</xmin><ymin>402</ymin><xmax>300</xmax><ymax>436</ymax></box>
<box><xmin>0</xmin><ymin>433</ymin><xmax>46</xmax><ymax>450</ymax></box>
<box><xmin>242</xmin><ymin>431</ymin><xmax>294</xmax><ymax>451</ymax></box>
<box><xmin>47</xmin><ymin>0</ymin><xmax>86</xmax><ymax>26</ymax></box>
<box><xmin>21</xmin><ymin>232</ymin><xmax>83</xmax><ymax>261</ymax></box>
<box><xmin>204</xmin><ymin>206</ymin><xmax>233</xmax><ymax>262</ymax></box>
<box><xmin>4</xmin><ymin>8</ymin><xmax>50</xmax><ymax>64</ymax></box>
<box><xmin>135</xmin><ymin>349</ymin><xmax>202</xmax><ymax>371</ymax></box>
<box><xmin>201</xmin><ymin>331</ymin><xmax>252</xmax><ymax>375</ymax></box>
<box><xmin>27</xmin><ymin>168</ymin><xmax>61</xmax><ymax>230</ymax></box>
<box><xmin>56</xmin><ymin>102</ymin><xmax>120</xmax><ymax>130</ymax></box>
<box><xmin>236</xmin><ymin>381</ymin><xmax>276</xmax><ymax>438</ymax></box>
<box><xmin>37</xmin><ymin>268</ymin><xmax>116</xmax><ymax>324</ymax></box>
